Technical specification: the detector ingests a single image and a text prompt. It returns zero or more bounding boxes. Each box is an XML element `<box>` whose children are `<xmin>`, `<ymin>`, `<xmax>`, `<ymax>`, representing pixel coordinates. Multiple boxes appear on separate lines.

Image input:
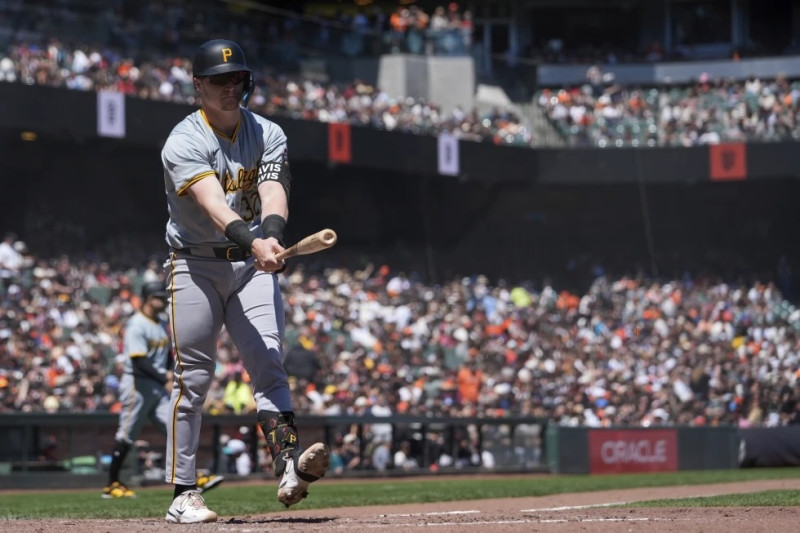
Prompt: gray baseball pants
<box><xmin>163</xmin><ymin>252</ymin><xmax>289</xmax><ymax>485</ymax></box>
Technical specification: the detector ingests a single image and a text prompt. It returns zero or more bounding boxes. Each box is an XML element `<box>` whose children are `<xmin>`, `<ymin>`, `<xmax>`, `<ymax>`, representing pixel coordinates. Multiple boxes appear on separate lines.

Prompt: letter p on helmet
<box><xmin>222</xmin><ymin>48</ymin><xmax>232</xmax><ymax>62</ymax></box>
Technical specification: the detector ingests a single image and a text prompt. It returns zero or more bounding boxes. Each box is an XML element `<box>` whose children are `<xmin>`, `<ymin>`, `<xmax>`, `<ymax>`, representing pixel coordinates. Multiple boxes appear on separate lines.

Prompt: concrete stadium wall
<box><xmin>377</xmin><ymin>54</ymin><xmax>475</xmax><ymax>114</ymax></box>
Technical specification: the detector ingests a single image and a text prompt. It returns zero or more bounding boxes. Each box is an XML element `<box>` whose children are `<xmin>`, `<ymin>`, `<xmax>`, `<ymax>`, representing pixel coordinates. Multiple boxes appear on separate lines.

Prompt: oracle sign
<box><xmin>588</xmin><ymin>429</ymin><xmax>678</xmax><ymax>474</ymax></box>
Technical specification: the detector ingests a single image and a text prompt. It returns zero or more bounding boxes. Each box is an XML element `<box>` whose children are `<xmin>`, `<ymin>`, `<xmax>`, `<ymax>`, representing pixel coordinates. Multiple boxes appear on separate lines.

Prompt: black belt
<box><xmin>176</xmin><ymin>246</ymin><xmax>251</xmax><ymax>262</ymax></box>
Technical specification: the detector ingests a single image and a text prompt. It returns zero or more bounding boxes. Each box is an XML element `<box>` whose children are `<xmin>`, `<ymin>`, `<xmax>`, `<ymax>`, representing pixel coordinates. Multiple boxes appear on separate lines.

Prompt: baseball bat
<box><xmin>276</xmin><ymin>229</ymin><xmax>338</xmax><ymax>260</ymax></box>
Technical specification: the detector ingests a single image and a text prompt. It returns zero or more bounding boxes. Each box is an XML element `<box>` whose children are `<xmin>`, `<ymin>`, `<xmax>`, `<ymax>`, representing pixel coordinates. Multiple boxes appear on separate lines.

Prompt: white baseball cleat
<box><xmin>165</xmin><ymin>490</ymin><xmax>218</xmax><ymax>523</ymax></box>
<box><xmin>278</xmin><ymin>442</ymin><xmax>330</xmax><ymax>507</ymax></box>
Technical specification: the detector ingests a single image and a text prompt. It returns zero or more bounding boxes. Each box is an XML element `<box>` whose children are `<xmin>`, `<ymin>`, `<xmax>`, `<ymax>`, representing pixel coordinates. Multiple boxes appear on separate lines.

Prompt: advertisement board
<box><xmin>588</xmin><ymin>429</ymin><xmax>678</xmax><ymax>474</ymax></box>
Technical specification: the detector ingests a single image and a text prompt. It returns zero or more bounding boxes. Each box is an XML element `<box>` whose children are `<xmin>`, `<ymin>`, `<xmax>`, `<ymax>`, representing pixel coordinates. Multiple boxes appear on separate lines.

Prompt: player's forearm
<box><xmin>258</xmin><ymin>181</ymin><xmax>289</xmax><ymax>221</ymax></box>
<box><xmin>188</xmin><ymin>177</ymin><xmax>245</xmax><ymax>234</ymax></box>
<box><xmin>257</xmin><ymin>181</ymin><xmax>289</xmax><ymax>248</ymax></box>
<box><xmin>204</xmin><ymin>198</ymin><xmax>243</xmax><ymax>235</ymax></box>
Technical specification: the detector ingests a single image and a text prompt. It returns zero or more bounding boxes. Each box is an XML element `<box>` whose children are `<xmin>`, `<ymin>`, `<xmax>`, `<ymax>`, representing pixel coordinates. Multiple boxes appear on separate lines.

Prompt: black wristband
<box><xmin>260</xmin><ymin>214</ymin><xmax>286</xmax><ymax>246</ymax></box>
<box><xmin>224</xmin><ymin>219</ymin><xmax>256</xmax><ymax>250</ymax></box>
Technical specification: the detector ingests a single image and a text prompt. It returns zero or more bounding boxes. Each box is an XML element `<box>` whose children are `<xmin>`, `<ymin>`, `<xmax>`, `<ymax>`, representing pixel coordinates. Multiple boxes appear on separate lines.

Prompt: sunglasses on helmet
<box><xmin>206</xmin><ymin>70</ymin><xmax>247</xmax><ymax>86</ymax></box>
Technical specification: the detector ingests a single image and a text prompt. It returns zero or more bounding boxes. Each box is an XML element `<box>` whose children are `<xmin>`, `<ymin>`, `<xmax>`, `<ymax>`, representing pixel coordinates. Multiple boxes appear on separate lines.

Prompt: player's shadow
<box><xmin>224</xmin><ymin>516</ymin><xmax>336</xmax><ymax>525</ymax></box>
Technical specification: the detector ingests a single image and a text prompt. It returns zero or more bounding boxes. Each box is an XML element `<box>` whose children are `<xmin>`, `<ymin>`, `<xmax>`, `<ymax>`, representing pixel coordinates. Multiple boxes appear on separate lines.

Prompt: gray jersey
<box><xmin>123</xmin><ymin>311</ymin><xmax>171</xmax><ymax>381</ymax></box>
<box><xmin>162</xmin><ymin>108</ymin><xmax>288</xmax><ymax>249</ymax></box>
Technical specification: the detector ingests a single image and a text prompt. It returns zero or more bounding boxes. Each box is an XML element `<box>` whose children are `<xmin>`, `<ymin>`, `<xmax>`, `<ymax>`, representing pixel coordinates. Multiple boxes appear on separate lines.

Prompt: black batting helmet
<box><xmin>193</xmin><ymin>39</ymin><xmax>254</xmax><ymax>106</ymax></box>
<box><xmin>141</xmin><ymin>281</ymin><xmax>168</xmax><ymax>300</ymax></box>
<box><xmin>193</xmin><ymin>39</ymin><xmax>251</xmax><ymax>77</ymax></box>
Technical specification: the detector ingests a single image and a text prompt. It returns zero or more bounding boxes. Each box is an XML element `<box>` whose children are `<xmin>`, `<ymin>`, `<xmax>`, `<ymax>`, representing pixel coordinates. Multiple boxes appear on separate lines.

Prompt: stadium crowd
<box><xmin>0</xmin><ymin>37</ymin><xmax>530</xmax><ymax>146</ymax></box>
<box><xmin>538</xmin><ymin>70</ymin><xmax>800</xmax><ymax>147</ymax></box>
<box><xmin>3</xmin><ymin>0</ymin><xmax>800</xmax><ymax>473</ymax></box>
<box><xmin>5</xmin><ymin>35</ymin><xmax>799</xmax><ymax>148</ymax></box>
<box><xmin>0</xmin><ymin>0</ymin><xmax>474</xmax><ymax>60</ymax></box>
<box><xmin>3</xmin><ymin>233</ymin><xmax>800</xmax><ymax>431</ymax></box>
<box><xmin>3</xmin><ymin>0</ymin><xmax>800</xmax><ymax>149</ymax></box>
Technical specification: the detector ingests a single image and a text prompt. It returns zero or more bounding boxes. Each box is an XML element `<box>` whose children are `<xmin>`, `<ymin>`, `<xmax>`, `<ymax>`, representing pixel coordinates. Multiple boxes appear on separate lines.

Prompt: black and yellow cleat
<box><xmin>101</xmin><ymin>481</ymin><xmax>136</xmax><ymax>499</ymax></box>
<box><xmin>196</xmin><ymin>471</ymin><xmax>225</xmax><ymax>493</ymax></box>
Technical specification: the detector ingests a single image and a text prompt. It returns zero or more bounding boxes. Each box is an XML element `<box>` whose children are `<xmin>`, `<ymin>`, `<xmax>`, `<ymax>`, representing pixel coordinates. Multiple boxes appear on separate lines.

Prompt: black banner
<box><xmin>739</xmin><ymin>426</ymin><xmax>800</xmax><ymax>467</ymax></box>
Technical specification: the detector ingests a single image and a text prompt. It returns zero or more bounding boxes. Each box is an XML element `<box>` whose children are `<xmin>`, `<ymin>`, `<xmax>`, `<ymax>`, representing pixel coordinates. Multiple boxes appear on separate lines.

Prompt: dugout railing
<box><xmin>2</xmin><ymin>413</ymin><xmax>796</xmax><ymax>489</ymax></box>
<box><xmin>0</xmin><ymin>413</ymin><xmax>548</xmax><ymax>488</ymax></box>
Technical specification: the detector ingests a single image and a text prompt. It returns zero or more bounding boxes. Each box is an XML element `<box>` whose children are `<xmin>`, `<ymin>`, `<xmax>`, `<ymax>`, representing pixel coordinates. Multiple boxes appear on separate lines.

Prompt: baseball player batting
<box><xmin>160</xmin><ymin>39</ymin><xmax>330</xmax><ymax>523</ymax></box>
<box><xmin>102</xmin><ymin>281</ymin><xmax>223</xmax><ymax>499</ymax></box>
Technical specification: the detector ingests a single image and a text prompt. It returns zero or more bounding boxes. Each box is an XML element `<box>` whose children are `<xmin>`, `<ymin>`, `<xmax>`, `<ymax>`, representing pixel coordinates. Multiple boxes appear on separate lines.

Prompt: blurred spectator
<box><xmin>0</xmin><ymin>232</ymin><xmax>24</xmax><ymax>290</ymax></box>
<box><xmin>284</xmin><ymin>344</ymin><xmax>320</xmax><ymax>382</ymax></box>
<box><xmin>393</xmin><ymin>440</ymin><xmax>419</xmax><ymax>471</ymax></box>
<box><xmin>328</xmin><ymin>435</ymin><xmax>347</xmax><ymax>475</ymax></box>
<box><xmin>222</xmin><ymin>436</ymin><xmax>252</xmax><ymax>475</ymax></box>
<box><xmin>367</xmin><ymin>393</ymin><xmax>394</xmax><ymax>443</ymax></box>
<box><xmin>223</xmin><ymin>371</ymin><xmax>256</xmax><ymax>415</ymax></box>
<box><xmin>142</xmin><ymin>259</ymin><xmax>162</xmax><ymax>284</ymax></box>
<box><xmin>455</xmin><ymin>437</ymin><xmax>479</xmax><ymax>468</ymax></box>
<box><xmin>340</xmin><ymin>433</ymin><xmax>362</xmax><ymax>471</ymax></box>
<box><xmin>457</xmin><ymin>358</ymin><xmax>483</xmax><ymax>405</ymax></box>
<box><xmin>371</xmin><ymin>439</ymin><xmax>392</xmax><ymax>471</ymax></box>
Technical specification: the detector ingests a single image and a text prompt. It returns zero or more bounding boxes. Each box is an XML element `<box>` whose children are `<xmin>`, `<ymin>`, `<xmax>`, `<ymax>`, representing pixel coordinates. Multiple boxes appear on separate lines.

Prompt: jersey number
<box><xmin>241</xmin><ymin>193</ymin><xmax>260</xmax><ymax>222</ymax></box>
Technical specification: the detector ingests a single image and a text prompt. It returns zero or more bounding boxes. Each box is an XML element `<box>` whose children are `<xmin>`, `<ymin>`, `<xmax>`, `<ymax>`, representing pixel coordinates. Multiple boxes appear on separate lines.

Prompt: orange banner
<box><xmin>710</xmin><ymin>143</ymin><xmax>746</xmax><ymax>181</ymax></box>
<box><xmin>328</xmin><ymin>123</ymin><xmax>351</xmax><ymax>164</ymax></box>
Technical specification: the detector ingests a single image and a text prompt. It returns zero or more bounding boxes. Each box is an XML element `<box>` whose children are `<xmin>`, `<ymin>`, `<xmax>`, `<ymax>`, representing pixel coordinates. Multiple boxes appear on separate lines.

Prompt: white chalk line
<box><xmin>382</xmin><ymin>510</ymin><xmax>481</xmax><ymax>517</ymax></box>
<box><xmin>217</xmin><ymin>516</ymin><xmax>692</xmax><ymax>531</ymax></box>
<box><xmin>215</xmin><ymin>503</ymin><xmax>700</xmax><ymax>532</ymax></box>
<box><xmin>522</xmin><ymin>501</ymin><xmax>630</xmax><ymax>512</ymax></box>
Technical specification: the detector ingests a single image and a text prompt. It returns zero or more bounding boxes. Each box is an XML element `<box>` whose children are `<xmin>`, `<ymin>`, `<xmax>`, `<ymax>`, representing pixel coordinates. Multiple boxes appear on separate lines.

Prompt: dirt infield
<box><xmin>5</xmin><ymin>479</ymin><xmax>799</xmax><ymax>532</ymax></box>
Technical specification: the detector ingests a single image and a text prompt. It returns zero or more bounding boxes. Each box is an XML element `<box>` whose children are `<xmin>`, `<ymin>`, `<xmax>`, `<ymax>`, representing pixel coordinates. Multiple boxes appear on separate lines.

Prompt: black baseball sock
<box><xmin>108</xmin><ymin>440</ymin><xmax>131</xmax><ymax>485</ymax></box>
<box><xmin>174</xmin><ymin>484</ymin><xmax>197</xmax><ymax>499</ymax></box>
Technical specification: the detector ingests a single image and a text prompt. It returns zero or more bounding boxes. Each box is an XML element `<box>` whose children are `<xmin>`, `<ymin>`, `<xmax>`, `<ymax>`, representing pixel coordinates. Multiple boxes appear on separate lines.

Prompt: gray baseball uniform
<box><xmin>115</xmin><ymin>311</ymin><xmax>171</xmax><ymax>443</ymax></box>
<box><xmin>161</xmin><ymin>108</ymin><xmax>291</xmax><ymax>485</ymax></box>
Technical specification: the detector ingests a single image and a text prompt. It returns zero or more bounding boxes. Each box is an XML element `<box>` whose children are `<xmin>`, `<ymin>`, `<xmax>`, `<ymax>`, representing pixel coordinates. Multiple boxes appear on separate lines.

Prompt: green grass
<box><xmin>630</xmin><ymin>490</ymin><xmax>800</xmax><ymax>508</ymax></box>
<box><xmin>0</xmin><ymin>468</ymin><xmax>798</xmax><ymax>520</ymax></box>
